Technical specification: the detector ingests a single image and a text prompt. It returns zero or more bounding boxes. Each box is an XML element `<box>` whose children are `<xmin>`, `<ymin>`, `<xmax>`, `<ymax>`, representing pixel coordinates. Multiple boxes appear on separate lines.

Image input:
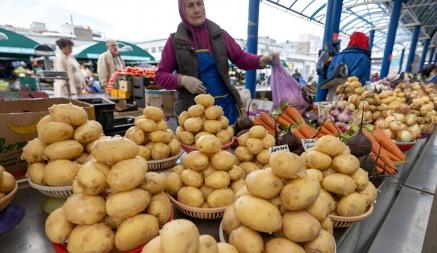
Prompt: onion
<box><xmin>409</xmin><ymin>124</ymin><xmax>421</xmax><ymax>138</ymax></box>
<box><xmin>381</xmin><ymin>110</ymin><xmax>392</xmax><ymax>118</ymax></box>
<box><xmin>404</xmin><ymin>114</ymin><xmax>417</xmax><ymax>126</ymax></box>
<box><xmin>348</xmin><ymin>103</ymin><xmax>356</xmax><ymax>111</ymax></box>
<box><xmin>381</xmin><ymin>128</ymin><xmax>394</xmax><ymax>139</ymax></box>
<box><xmin>397</xmin><ymin>130</ymin><xmax>414</xmax><ymax>142</ymax></box>
<box><xmin>385</xmin><ymin>116</ymin><xmax>395</xmax><ymax>123</ymax></box>
<box><xmin>330</xmin><ymin>109</ymin><xmax>340</xmax><ymax>117</ymax></box>
<box><xmin>393</xmin><ymin>113</ymin><xmax>405</xmax><ymax>122</ymax></box>
<box><xmin>389</xmin><ymin>121</ymin><xmax>401</xmax><ymax>133</ymax></box>
<box><xmin>372</xmin><ymin>111</ymin><xmax>382</xmax><ymax>121</ymax></box>
<box><xmin>375</xmin><ymin>118</ymin><xmax>387</xmax><ymax>129</ymax></box>
<box><xmin>394</xmin><ymin>103</ymin><xmax>410</xmax><ymax>114</ymax></box>
<box><xmin>337</xmin><ymin>110</ymin><xmax>353</xmax><ymax>123</ymax></box>
<box><xmin>336</xmin><ymin>101</ymin><xmax>348</xmax><ymax>111</ymax></box>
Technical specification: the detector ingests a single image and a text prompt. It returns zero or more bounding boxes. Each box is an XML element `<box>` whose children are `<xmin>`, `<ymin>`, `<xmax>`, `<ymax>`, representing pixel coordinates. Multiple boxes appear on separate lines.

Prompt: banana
<box><xmin>7</xmin><ymin>116</ymin><xmax>43</xmax><ymax>135</ymax></box>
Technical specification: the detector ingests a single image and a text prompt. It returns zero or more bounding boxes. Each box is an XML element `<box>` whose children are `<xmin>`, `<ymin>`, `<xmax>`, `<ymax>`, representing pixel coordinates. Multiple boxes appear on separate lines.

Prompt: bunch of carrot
<box><xmin>292</xmin><ymin>123</ymin><xmax>317</xmax><ymax>140</ymax></box>
<box><xmin>363</xmin><ymin>127</ymin><xmax>406</xmax><ymax>175</ymax></box>
<box><xmin>253</xmin><ymin>112</ymin><xmax>276</xmax><ymax>135</ymax></box>
<box><xmin>275</xmin><ymin>106</ymin><xmax>305</xmax><ymax>128</ymax></box>
<box><xmin>316</xmin><ymin>121</ymin><xmax>341</xmax><ymax>137</ymax></box>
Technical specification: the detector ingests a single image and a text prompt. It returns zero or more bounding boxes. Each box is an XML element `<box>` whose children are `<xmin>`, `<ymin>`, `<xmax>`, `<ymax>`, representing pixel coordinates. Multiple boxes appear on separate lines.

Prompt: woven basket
<box><xmin>28</xmin><ymin>178</ymin><xmax>73</xmax><ymax>198</ymax></box>
<box><xmin>147</xmin><ymin>151</ymin><xmax>184</xmax><ymax>171</ymax></box>
<box><xmin>181</xmin><ymin>137</ymin><xmax>235</xmax><ymax>153</ymax></box>
<box><xmin>0</xmin><ymin>182</ymin><xmax>18</xmax><ymax>211</ymax></box>
<box><xmin>329</xmin><ymin>204</ymin><xmax>374</xmax><ymax>228</ymax></box>
<box><xmin>168</xmin><ymin>194</ymin><xmax>226</xmax><ymax>219</ymax></box>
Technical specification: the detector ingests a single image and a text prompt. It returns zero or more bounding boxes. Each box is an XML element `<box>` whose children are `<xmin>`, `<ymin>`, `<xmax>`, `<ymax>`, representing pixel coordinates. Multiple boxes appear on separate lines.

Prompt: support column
<box><xmin>405</xmin><ymin>25</ymin><xmax>421</xmax><ymax>73</ymax></box>
<box><xmin>435</xmin><ymin>52</ymin><xmax>437</xmax><ymax>64</ymax></box>
<box><xmin>369</xmin><ymin>29</ymin><xmax>375</xmax><ymax>54</ymax></box>
<box><xmin>429</xmin><ymin>47</ymin><xmax>435</xmax><ymax>64</ymax></box>
<box><xmin>419</xmin><ymin>39</ymin><xmax>430</xmax><ymax>70</ymax></box>
<box><xmin>245</xmin><ymin>0</ymin><xmax>260</xmax><ymax>98</ymax></box>
<box><xmin>380</xmin><ymin>0</ymin><xmax>403</xmax><ymax>78</ymax></box>
<box><xmin>331</xmin><ymin>0</ymin><xmax>343</xmax><ymax>43</ymax></box>
<box><xmin>398</xmin><ymin>48</ymin><xmax>405</xmax><ymax>73</ymax></box>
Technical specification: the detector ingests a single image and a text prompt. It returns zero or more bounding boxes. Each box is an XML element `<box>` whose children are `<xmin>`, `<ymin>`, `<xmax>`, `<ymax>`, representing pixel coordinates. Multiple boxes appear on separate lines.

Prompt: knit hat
<box><xmin>348</xmin><ymin>32</ymin><xmax>369</xmax><ymax>51</ymax></box>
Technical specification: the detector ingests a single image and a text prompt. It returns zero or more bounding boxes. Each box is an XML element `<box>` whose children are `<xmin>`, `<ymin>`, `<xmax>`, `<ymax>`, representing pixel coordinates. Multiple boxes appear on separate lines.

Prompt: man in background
<box><xmin>97</xmin><ymin>39</ymin><xmax>125</xmax><ymax>88</ymax></box>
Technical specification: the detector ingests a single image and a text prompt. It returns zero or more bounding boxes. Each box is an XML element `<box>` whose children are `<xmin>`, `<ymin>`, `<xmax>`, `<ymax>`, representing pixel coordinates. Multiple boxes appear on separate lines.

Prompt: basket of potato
<box><xmin>45</xmin><ymin>136</ymin><xmax>174</xmax><ymax>253</ymax></box>
<box><xmin>22</xmin><ymin>103</ymin><xmax>103</xmax><ymax>198</ymax></box>
<box><xmin>166</xmin><ymin>135</ymin><xmax>245</xmax><ymax>219</ymax></box>
<box><xmin>127</xmin><ymin>106</ymin><xmax>183</xmax><ymax>171</ymax></box>
<box><xmin>221</xmin><ymin>151</ymin><xmax>336</xmax><ymax>253</ymax></box>
<box><xmin>176</xmin><ymin>94</ymin><xmax>235</xmax><ymax>152</ymax></box>
<box><xmin>302</xmin><ymin>135</ymin><xmax>377</xmax><ymax>228</ymax></box>
<box><xmin>0</xmin><ymin>165</ymin><xmax>18</xmax><ymax>211</ymax></box>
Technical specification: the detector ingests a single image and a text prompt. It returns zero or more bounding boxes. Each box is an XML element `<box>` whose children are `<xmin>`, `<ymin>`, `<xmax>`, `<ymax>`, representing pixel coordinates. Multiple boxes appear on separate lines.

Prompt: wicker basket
<box><xmin>168</xmin><ymin>194</ymin><xmax>226</xmax><ymax>219</ymax></box>
<box><xmin>329</xmin><ymin>204</ymin><xmax>374</xmax><ymax>228</ymax></box>
<box><xmin>181</xmin><ymin>137</ymin><xmax>235</xmax><ymax>153</ymax></box>
<box><xmin>147</xmin><ymin>151</ymin><xmax>184</xmax><ymax>171</ymax></box>
<box><xmin>28</xmin><ymin>178</ymin><xmax>73</xmax><ymax>198</ymax></box>
<box><xmin>0</xmin><ymin>182</ymin><xmax>18</xmax><ymax>211</ymax></box>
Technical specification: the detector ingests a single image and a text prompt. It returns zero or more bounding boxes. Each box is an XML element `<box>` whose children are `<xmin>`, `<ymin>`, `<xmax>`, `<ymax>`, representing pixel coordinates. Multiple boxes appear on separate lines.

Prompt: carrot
<box><xmin>293</xmin><ymin>128</ymin><xmax>305</xmax><ymax>140</ymax></box>
<box><xmin>373</xmin><ymin>127</ymin><xmax>406</xmax><ymax>161</ymax></box>
<box><xmin>298</xmin><ymin>124</ymin><xmax>317</xmax><ymax>138</ymax></box>
<box><xmin>277</xmin><ymin>116</ymin><xmax>291</xmax><ymax>127</ymax></box>
<box><xmin>376</xmin><ymin>165</ymin><xmax>384</xmax><ymax>174</ymax></box>
<box><xmin>253</xmin><ymin>117</ymin><xmax>275</xmax><ymax>135</ymax></box>
<box><xmin>285</xmin><ymin>106</ymin><xmax>304</xmax><ymax>123</ymax></box>
<box><xmin>324</xmin><ymin>121</ymin><xmax>340</xmax><ymax>136</ymax></box>
<box><xmin>259</xmin><ymin>112</ymin><xmax>275</xmax><ymax>130</ymax></box>
<box><xmin>279</xmin><ymin>111</ymin><xmax>295</xmax><ymax>124</ymax></box>
<box><xmin>363</xmin><ymin>129</ymin><xmax>380</xmax><ymax>153</ymax></box>
<box><xmin>318</xmin><ymin>126</ymin><xmax>332</xmax><ymax>135</ymax></box>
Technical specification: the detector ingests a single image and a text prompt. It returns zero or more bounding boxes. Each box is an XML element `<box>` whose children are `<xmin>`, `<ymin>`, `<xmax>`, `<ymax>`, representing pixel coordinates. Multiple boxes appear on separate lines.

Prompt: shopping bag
<box><xmin>271</xmin><ymin>58</ymin><xmax>310</xmax><ymax>112</ymax></box>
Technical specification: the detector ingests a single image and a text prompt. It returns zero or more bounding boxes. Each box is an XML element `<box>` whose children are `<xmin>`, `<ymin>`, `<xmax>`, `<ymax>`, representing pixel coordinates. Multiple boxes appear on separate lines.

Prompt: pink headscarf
<box><xmin>178</xmin><ymin>0</ymin><xmax>212</xmax><ymax>52</ymax></box>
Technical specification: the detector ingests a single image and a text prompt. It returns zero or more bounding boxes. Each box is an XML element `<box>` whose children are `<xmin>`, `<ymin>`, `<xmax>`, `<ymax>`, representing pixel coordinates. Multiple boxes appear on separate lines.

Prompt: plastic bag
<box><xmin>271</xmin><ymin>58</ymin><xmax>310</xmax><ymax>112</ymax></box>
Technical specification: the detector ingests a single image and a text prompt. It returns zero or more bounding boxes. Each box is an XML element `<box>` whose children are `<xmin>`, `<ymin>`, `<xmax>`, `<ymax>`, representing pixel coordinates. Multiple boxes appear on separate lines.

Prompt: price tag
<box><xmin>301</xmin><ymin>139</ymin><xmax>317</xmax><ymax>151</ymax></box>
<box><xmin>269</xmin><ymin>144</ymin><xmax>290</xmax><ymax>154</ymax></box>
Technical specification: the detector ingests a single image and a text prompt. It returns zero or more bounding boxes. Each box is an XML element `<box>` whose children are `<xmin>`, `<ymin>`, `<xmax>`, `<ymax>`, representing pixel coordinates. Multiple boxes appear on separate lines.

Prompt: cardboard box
<box><xmin>144</xmin><ymin>89</ymin><xmax>175</xmax><ymax>118</ymax></box>
<box><xmin>0</xmin><ymin>98</ymin><xmax>95</xmax><ymax>180</ymax></box>
<box><xmin>118</xmin><ymin>80</ymin><xmax>131</xmax><ymax>92</ymax></box>
<box><xmin>118</xmin><ymin>90</ymin><xmax>131</xmax><ymax>99</ymax></box>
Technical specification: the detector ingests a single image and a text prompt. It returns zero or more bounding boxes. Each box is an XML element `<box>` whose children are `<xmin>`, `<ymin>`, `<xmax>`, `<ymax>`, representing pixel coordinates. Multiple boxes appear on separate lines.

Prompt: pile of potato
<box><xmin>127</xmin><ymin>106</ymin><xmax>182</xmax><ymax>161</ymax></box>
<box><xmin>0</xmin><ymin>165</ymin><xmax>16</xmax><ymax>199</ymax></box>
<box><xmin>141</xmin><ymin>219</ymin><xmax>238</xmax><ymax>253</ymax></box>
<box><xmin>45</xmin><ymin>136</ymin><xmax>172</xmax><ymax>253</ymax></box>
<box><xmin>222</xmin><ymin>150</ymin><xmax>336</xmax><ymax>253</ymax></box>
<box><xmin>21</xmin><ymin>103</ymin><xmax>102</xmax><ymax>187</ymax></box>
<box><xmin>176</xmin><ymin>94</ymin><xmax>234</xmax><ymax>146</ymax></box>
<box><xmin>302</xmin><ymin>135</ymin><xmax>377</xmax><ymax>218</ymax></box>
<box><xmin>166</xmin><ymin>135</ymin><xmax>243</xmax><ymax>209</ymax></box>
<box><xmin>235</xmin><ymin>125</ymin><xmax>275</xmax><ymax>170</ymax></box>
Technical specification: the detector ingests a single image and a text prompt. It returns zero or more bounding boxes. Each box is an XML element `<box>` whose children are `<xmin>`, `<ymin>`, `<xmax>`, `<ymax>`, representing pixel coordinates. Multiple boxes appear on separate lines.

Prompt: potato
<box><xmin>219</xmin><ymin>116</ymin><xmax>229</xmax><ymax>129</ymax></box>
<box><xmin>246</xmin><ymin>138</ymin><xmax>263</xmax><ymax>155</ymax></box>
<box><xmin>237</xmin><ymin>132</ymin><xmax>249</xmax><ymax>146</ymax></box>
<box><xmin>150</xmin><ymin>130</ymin><xmax>173</xmax><ymax>144</ymax></box>
<box><xmin>204</xmin><ymin>120</ymin><xmax>223</xmax><ymax>134</ymax></box>
<box><xmin>225</xmin><ymin>126</ymin><xmax>234</xmax><ymax>137</ymax></box>
<box><xmin>21</xmin><ymin>138</ymin><xmax>46</xmax><ymax>163</ymax></box>
<box><xmin>43</xmin><ymin>140</ymin><xmax>83</xmax><ymax>160</ymax></box>
<box><xmin>204</xmin><ymin>106</ymin><xmax>223</xmax><ymax>120</ymax></box>
<box><xmin>194</xmin><ymin>131</ymin><xmax>211</xmax><ymax>142</ymax></box>
<box><xmin>172</xmin><ymin>164</ymin><xmax>185</xmax><ymax>174</ymax></box>
<box><xmin>359</xmin><ymin>181</ymin><xmax>377</xmax><ymax>206</ymax></box>
<box><xmin>146</xmin><ymin>193</ymin><xmax>172</xmax><ymax>226</ymax></box>
<box><xmin>306</xmin><ymin>194</ymin><xmax>330</xmax><ymax>221</ymax></box>
<box><xmin>106</xmin><ymin>189</ymin><xmax>151</xmax><ymax>218</ymax></box>
<box><xmin>38</xmin><ymin>121</ymin><xmax>74</xmax><ymax>144</ymax></box>
<box><xmin>256</xmin><ymin>149</ymin><xmax>270</xmax><ymax>165</ymax></box>
<box><xmin>178</xmin><ymin>186</ymin><xmax>204</xmax><ymax>207</ymax></box>
<box><xmin>63</xmin><ymin>194</ymin><xmax>106</xmax><ymax>225</ymax></box>
<box><xmin>28</xmin><ymin>163</ymin><xmax>45</xmax><ymax>185</ymax></box>
<box><xmin>305</xmin><ymin>150</ymin><xmax>332</xmax><ymax>170</ymax></box>
<box><xmin>49</xmin><ymin>103</ymin><xmax>88</xmax><ymax>127</ymax></box>
<box><xmin>125</xmin><ymin>126</ymin><xmax>146</xmax><ymax>145</ymax></box>
<box><xmin>76</xmin><ymin>161</ymin><xmax>109</xmax><ymax>195</ymax></box>
<box><xmin>115</xmin><ymin>214</ymin><xmax>159</xmax><ymax>251</ymax></box>
<box><xmin>45</xmin><ymin>208</ymin><xmax>75</xmax><ymax>243</ymax></box>
<box><xmin>304</xmin><ymin>229</ymin><xmax>336</xmax><ymax>253</ymax></box>
<box><xmin>196</xmin><ymin>135</ymin><xmax>222</xmax><ymax>154</ymax></box>
<box><xmin>265</xmin><ymin>238</ymin><xmax>306</xmax><ymax>253</ymax></box>
<box><xmin>228</xmin><ymin>165</ymin><xmax>244</xmax><ymax>181</ymax></box>
<box><xmin>138</xmin><ymin>145</ymin><xmax>151</xmax><ymax>160</ymax></box>
<box><xmin>166</xmin><ymin>172</ymin><xmax>183</xmax><ymax>195</ymax></box>
<box><xmin>140</xmin><ymin>236</ymin><xmax>161</xmax><ymax>253</ymax></box>
<box><xmin>72</xmin><ymin>180</ymin><xmax>85</xmax><ymax>194</ymax></box>
<box><xmin>74</xmin><ymin>120</ymin><xmax>103</xmax><ymax>144</ymax></box>
<box><xmin>207</xmin><ymin>189</ymin><xmax>235</xmax><ymax>208</ymax></box>
<box><xmin>85</xmin><ymin>136</ymin><xmax>110</xmax><ymax>153</ymax></box>
<box><xmin>37</xmin><ymin>115</ymin><xmax>51</xmax><ymax>133</ymax></box>
<box><xmin>195</xmin><ymin>94</ymin><xmax>215</xmax><ymax>107</ymax></box>
<box><xmin>319</xmin><ymin>189</ymin><xmax>336</xmax><ymax>212</ymax></box>
<box><xmin>306</xmin><ymin>168</ymin><xmax>323</xmax><ymax>183</ymax></box>
<box><xmin>245</xmin><ymin>169</ymin><xmax>283</xmax><ymax>199</ymax></box>
<box><xmin>270</xmin><ymin>151</ymin><xmax>305</xmax><ymax>179</ymax></box>
<box><xmin>91</xmin><ymin>136</ymin><xmax>139</xmax><ymax>165</ymax></box>
<box><xmin>198</xmin><ymin>235</ymin><xmax>219</xmax><ymax>253</ymax></box>
<box><xmin>280</xmin><ymin>177</ymin><xmax>321</xmax><ymax>210</ymax></box>
<box><xmin>184</xmin><ymin>117</ymin><xmax>203</xmax><ymax>133</ymax></box>
<box><xmin>203</xmin><ymin>166</ymin><xmax>216</xmax><ymax>177</ymax></box>
<box><xmin>103</xmin><ymin>215</ymin><xmax>126</xmax><ymax>230</ymax></box>
<box><xmin>188</xmin><ymin>104</ymin><xmax>205</xmax><ymax>117</ymax></box>
<box><xmin>178</xmin><ymin>111</ymin><xmax>190</xmax><ymax>126</ymax></box>
<box><xmin>321</xmin><ymin>217</ymin><xmax>334</xmax><ymax>234</ymax></box>
<box><xmin>199</xmin><ymin>185</ymin><xmax>213</xmax><ymax>199</ymax></box>
<box><xmin>157</xmin><ymin>120</ymin><xmax>168</xmax><ymax>130</ymax></box>
<box><xmin>352</xmin><ymin>168</ymin><xmax>369</xmax><ymax>191</ymax></box>
<box><xmin>314</xmin><ymin>135</ymin><xmax>347</xmax><ymax>157</ymax></box>
<box><xmin>332</xmin><ymin>154</ymin><xmax>360</xmax><ymax>175</ymax></box>
<box><xmin>108</xmin><ymin>157</ymin><xmax>147</xmax><ymax>191</ymax></box>
<box><xmin>144</xmin><ymin>106</ymin><xmax>164</xmax><ymax>122</ymax></box>
<box><xmin>229</xmin><ymin>226</ymin><xmax>264</xmax><ymax>253</ymax></box>
<box><xmin>262</xmin><ymin>134</ymin><xmax>275</xmax><ymax>149</ymax></box>
<box><xmin>136</xmin><ymin>118</ymin><xmax>159</xmax><ymax>132</ymax></box>
<box><xmin>239</xmin><ymin>162</ymin><xmax>260</xmax><ymax>174</ymax></box>
<box><xmin>232</xmin><ymin>179</ymin><xmax>246</xmax><ymax>194</ymax></box>
<box><xmin>223</xmin><ymin>206</ymin><xmax>241</xmax><ymax>234</ymax></box>
<box><xmin>211</xmin><ymin>151</ymin><xmax>236</xmax><ymax>171</ymax></box>
<box><xmin>44</xmin><ymin>160</ymin><xmax>79</xmax><ymax>186</ymax></box>
<box><xmin>235</xmin><ymin>146</ymin><xmax>253</xmax><ymax>162</ymax></box>
<box><xmin>168</xmin><ymin>138</ymin><xmax>181</xmax><ymax>156</ymax></box>
<box><xmin>202</xmin><ymin>203</ymin><xmax>211</xmax><ymax>208</ymax></box>
<box><xmin>67</xmin><ymin>223</ymin><xmax>114</xmax><ymax>253</ymax></box>
<box><xmin>322</xmin><ymin>173</ymin><xmax>357</xmax><ymax>195</ymax></box>
<box><xmin>75</xmin><ymin>153</ymin><xmax>92</xmax><ymax>164</ymax></box>
<box><xmin>283</xmin><ymin>210</ymin><xmax>321</xmax><ymax>242</ymax></box>
<box><xmin>205</xmin><ymin>171</ymin><xmax>230</xmax><ymax>189</ymax></box>
<box><xmin>217</xmin><ymin>129</ymin><xmax>232</xmax><ymax>144</ymax></box>
<box><xmin>337</xmin><ymin>193</ymin><xmax>367</xmax><ymax>216</ymax></box>
<box><xmin>160</xmin><ymin>219</ymin><xmax>200</xmax><ymax>253</ymax></box>
<box><xmin>152</xmin><ymin>142</ymin><xmax>171</xmax><ymax>160</ymax></box>
<box><xmin>217</xmin><ymin>243</ymin><xmax>238</xmax><ymax>253</ymax></box>
<box><xmin>141</xmin><ymin>172</ymin><xmax>166</xmax><ymax>194</ymax></box>
<box><xmin>248</xmin><ymin>125</ymin><xmax>266</xmax><ymax>139</ymax></box>
<box><xmin>180</xmin><ymin>131</ymin><xmax>195</xmax><ymax>145</ymax></box>
<box><xmin>181</xmin><ymin>169</ymin><xmax>203</xmax><ymax>187</ymax></box>
<box><xmin>322</xmin><ymin>168</ymin><xmax>336</xmax><ymax>177</ymax></box>
<box><xmin>184</xmin><ymin>151</ymin><xmax>209</xmax><ymax>171</ymax></box>
<box><xmin>234</xmin><ymin>195</ymin><xmax>282</xmax><ymax>233</ymax></box>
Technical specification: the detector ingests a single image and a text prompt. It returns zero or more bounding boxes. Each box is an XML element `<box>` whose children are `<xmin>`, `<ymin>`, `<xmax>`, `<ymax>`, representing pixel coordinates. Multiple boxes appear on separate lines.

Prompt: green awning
<box><xmin>0</xmin><ymin>27</ymin><xmax>39</xmax><ymax>56</ymax></box>
<box><xmin>74</xmin><ymin>41</ymin><xmax>154</xmax><ymax>62</ymax></box>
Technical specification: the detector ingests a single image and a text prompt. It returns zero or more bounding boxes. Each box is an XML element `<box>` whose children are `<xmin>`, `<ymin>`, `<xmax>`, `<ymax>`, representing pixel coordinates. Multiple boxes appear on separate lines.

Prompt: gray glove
<box><xmin>180</xmin><ymin>75</ymin><xmax>207</xmax><ymax>94</ymax></box>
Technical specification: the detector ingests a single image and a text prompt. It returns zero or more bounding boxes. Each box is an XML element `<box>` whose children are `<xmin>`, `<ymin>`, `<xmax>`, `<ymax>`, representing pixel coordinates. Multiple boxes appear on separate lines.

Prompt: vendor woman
<box><xmin>155</xmin><ymin>0</ymin><xmax>275</xmax><ymax>124</ymax></box>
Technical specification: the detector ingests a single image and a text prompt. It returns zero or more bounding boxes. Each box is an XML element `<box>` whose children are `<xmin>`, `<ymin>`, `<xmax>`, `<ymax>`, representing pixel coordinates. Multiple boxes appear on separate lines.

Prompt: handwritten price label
<box><xmin>269</xmin><ymin>145</ymin><xmax>290</xmax><ymax>154</ymax></box>
<box><xmin>301</xmin><ymin>139</ymin><xmax>317</xmax><ymax>151</ymax></box>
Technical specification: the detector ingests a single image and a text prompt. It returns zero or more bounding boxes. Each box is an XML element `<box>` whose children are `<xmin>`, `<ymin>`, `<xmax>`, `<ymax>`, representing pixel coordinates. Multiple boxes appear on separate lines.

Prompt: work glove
<box><xmin>180</xmin><ymin>75</ymin><xmax>207</xmax><ymax>94</ymax></box>
<box><xmin>259</xmin><ymin>52</ymin><xmax>279</xmax><ymax>68</ymax></box>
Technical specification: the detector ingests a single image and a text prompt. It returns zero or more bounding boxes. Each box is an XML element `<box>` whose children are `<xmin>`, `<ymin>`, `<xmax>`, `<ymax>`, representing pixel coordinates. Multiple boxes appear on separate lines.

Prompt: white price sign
<box><xmin>301</xmin><ymin>139</ymin><xmax>317</xmax><ymax>151</ymax></box>
<box><xmin>269</xmin><ymin>145</ymin><xmax>290</xmax><ymax>154</ymax></box>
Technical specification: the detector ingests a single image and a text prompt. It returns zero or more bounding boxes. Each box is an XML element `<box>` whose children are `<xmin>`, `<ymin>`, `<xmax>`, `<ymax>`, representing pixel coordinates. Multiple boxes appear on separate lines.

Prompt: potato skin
<box><xmin>91</xmin><ymin>136</ymin><xmax>139</xmax><ymax>165</ymax></box>
<box><xmin>282</xmin><ymin>210</ymin><xmax>321</xmax><ymax>243</ymax></box>
<box><xmin>44</xmin><ymin>160</ymin><xmax>79</xmax><ymax>186</ymax></box>
<box><xmin>322</xmin><ymin>173</ymin><xmax>357</xmax><ymax>196</ymax></box>
<box><xmin>67</xmin><ymin>223</ymin><xmax>114</xmax><ymax>253</ymax></box>
<box><xmin>21</xmin><ymin>138</ymin><xmax>46</xmax><ymax>163</ymax></box>
<box><xmin>45</xmin><ymin>208</ymin><xmax>75</xmax><ymax>244</ymax></box>
<box><xmin>177</xmin><ymin>186</ymin><xmax>204</xmax><ymax>208</ymax></box>
<box><xmin>270</xmin><ymin>151</ymin><xmax>305</xmax><ymax>179</ymax></box>
<box><xmin>265</xmin><ymin>238</ymin><xmax>305</xmax><ymax>253</ymax></box>
<box><xmin>229</xmin><ymin>226</ymin><xmax>264</xmax><ymax>253</ymax></box>
<box><xmin>74</xmin><ymin>120</ymin><xmax>103</xmax><ymax>144</ymax></box>
<box><xmin>207</xmin><ymin>189</ymin><xmax>235</xmax><ymax>208</ymax></box>
<box><xmin>106</xmin><ymin>189</ymin><xmax>151</xmax><ymax>219</ymax></box>
<box><xmin>107</xmin><ymin>157</ymin><xmax>147</xmax><ymax>191</ymax></box>
<box><xmin>43</xmin><ymin>140</ymin><xmax>83</xmax><ymax>160</ymax></box>
<box><xmin>63</xmin><ymin>194</ymin><xmax>106</xmax><ymax>225</ymax></box>
<box><xmin>38</xmin><ymin>122</ymin><xmax>74</xmax><ymax>144</ymax></box>
<box><xmin>280</xmin><ymin>177</ymin><xmax>321</xmax><ymax>211</ymax></box>
<box><xmin>115</xmin><ymin>214</ymin><xmax>159</xmax><ymax>251</ymax></box>
<box><xmin>49</xmin><ymin>103</ymin><xmax>88</xmax><ymax>127</ymax></box>
<box><xmin>337</xmin><ymin>193</ymin><xmax>367</xmax><ymax>217</ymax></box>
<box><xmin>160</xmin><ymin>219</ymin><xmax>200</xmax><ymax>253</ymax></box>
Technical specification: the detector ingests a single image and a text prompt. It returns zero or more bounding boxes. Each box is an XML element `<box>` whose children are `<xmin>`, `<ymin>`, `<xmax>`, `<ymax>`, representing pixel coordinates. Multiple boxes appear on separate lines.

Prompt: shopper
<box><xmin>155</xmin><ymin>0</ymin><xmax>276</xmax><ymax>124</ymax></box>
<box><xmin>97</xmin><ymin>39</ymin><xmax>126</xmax><ymax>89</ymax></box>
<box><xmin>327</xmin><ymin>32</ymin><xmax>371</xmax><ymax>85</ymax></box>
<box><xmin>53</xmin><ymin>38</ymin><xmax>84</xmax><ymax>97</ymax></box>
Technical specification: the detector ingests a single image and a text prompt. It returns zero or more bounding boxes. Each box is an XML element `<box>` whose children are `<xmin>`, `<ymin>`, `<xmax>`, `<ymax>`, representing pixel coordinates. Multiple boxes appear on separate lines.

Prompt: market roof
<box><xmin>263</xmin><ymin>0</ymin><xmax>437</xmax><ymax>52</ymax></box>
<box><xmin>74</xmin><ymin>40</ymin><xmax>155</xmax><ymax>62</ymax></box>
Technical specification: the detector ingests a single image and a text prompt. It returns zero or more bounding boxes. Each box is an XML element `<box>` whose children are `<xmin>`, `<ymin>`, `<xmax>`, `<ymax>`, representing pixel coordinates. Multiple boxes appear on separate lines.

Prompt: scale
<box><xmin>37</xmin><ymin>70</ymin><xmax>72</xmax><ymax>97</ymax></box>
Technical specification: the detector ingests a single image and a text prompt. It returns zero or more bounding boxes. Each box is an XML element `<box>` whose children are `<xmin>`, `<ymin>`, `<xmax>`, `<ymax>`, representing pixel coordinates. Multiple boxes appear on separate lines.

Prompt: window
<box><xmin>151</xmin><ymin>47</ymin><xmax>156</xmax><ymax>53</ymax></box>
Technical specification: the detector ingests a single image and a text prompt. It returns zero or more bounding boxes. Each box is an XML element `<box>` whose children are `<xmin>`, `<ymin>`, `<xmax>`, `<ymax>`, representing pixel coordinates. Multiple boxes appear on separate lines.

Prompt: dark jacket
<box><xmin>327</xmin><ymin>48</ymin><xmax>371</xmax><ymax>85</ymax></box>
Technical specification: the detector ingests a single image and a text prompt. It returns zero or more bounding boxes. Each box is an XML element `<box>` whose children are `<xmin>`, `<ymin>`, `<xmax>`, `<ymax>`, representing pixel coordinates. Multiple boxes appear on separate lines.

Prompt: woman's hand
<box><xmin>259</xmin><ymin>52</ymin><xmax>279</xmax><ymax>68</ymax></box>
<box><xmin>180</xmin><ymin>75</ymin><xmax>207</xmax><ymax>94</ymax></box>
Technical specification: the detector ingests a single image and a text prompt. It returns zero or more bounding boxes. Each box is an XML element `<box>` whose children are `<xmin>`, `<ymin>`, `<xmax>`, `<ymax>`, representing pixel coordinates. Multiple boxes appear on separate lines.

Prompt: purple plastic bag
<box><xmin>271</xmin><ymin>58</ymin><xmax>309</xmax><ymax>112</ymax></box>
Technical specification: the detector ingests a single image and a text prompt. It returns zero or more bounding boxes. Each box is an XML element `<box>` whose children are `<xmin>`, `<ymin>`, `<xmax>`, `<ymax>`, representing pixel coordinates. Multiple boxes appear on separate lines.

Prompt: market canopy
<box><xmin>74</xmin><ymin>41</ymin><xmax>155</xmax><ymax>62</ymax></box>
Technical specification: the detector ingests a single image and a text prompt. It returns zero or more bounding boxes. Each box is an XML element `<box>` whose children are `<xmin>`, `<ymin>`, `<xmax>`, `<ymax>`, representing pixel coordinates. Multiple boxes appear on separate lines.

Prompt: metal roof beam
<box><xmin>343</xmin><ymin>0</ymin><xmax>389</xmax><ymax>9</ymax></box>
<box><xmin>404</xmin><ymin>2</ymin><xmax>437</xmax><ymax>9</ymax></box>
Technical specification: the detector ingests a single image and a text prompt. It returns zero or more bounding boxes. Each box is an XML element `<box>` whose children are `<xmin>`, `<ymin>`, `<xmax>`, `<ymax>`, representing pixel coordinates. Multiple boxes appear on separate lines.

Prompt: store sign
<box><xmin>301</xmin><ymin>139</ymin><xmax>316</xmax><ymax>151</ymax></box>
<box><xmin>269</xmin><ymin>144</ymin><xmax>290</xmax><ymax>154</ymax></box>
